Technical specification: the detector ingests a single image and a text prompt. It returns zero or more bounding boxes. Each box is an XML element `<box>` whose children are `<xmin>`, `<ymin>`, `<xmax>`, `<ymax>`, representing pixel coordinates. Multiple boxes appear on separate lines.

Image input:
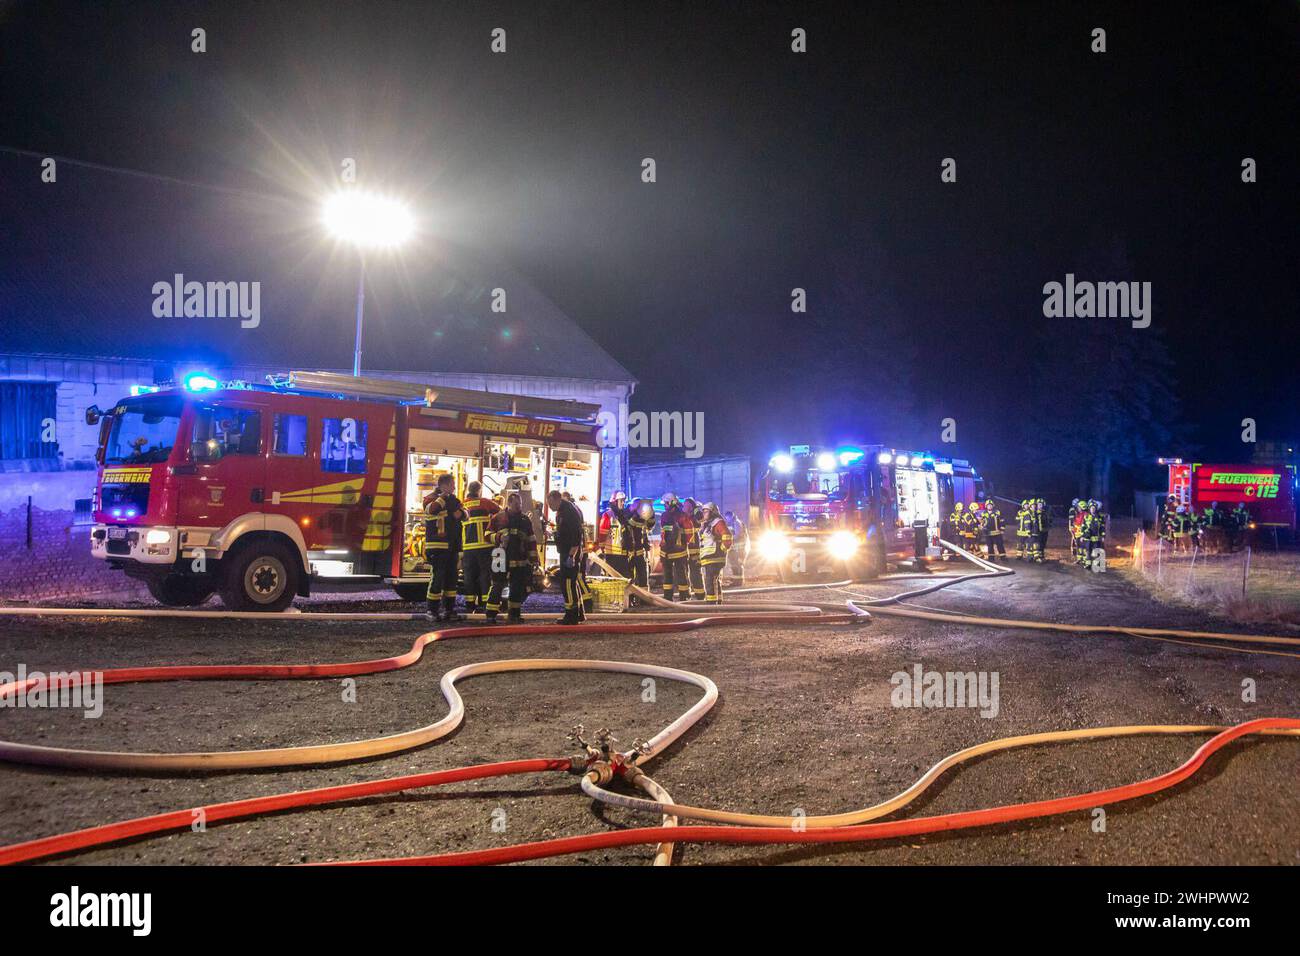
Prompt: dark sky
<box><xmin>2</xmin><ymin>0</ymin><xmax>1297</xmax><ymax>486</ymax></box>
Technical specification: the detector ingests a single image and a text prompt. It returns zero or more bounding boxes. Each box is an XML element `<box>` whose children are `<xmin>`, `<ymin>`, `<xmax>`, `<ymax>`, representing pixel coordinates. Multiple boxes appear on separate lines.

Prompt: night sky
<box><xmin>2</xmin><ymin>1</ymin><xmax>1297</xmax><ymax>500</ymax></box>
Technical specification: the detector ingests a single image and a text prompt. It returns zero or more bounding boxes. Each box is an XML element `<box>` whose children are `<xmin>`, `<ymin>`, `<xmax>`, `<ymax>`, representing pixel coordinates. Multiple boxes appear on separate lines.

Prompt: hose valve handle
<box><xmin>567</xmin><ymin>724</ymin><xmax>589</xmax><ymax>749</ymax></box>
<box><xmin>593</xmin><ymin>727</ymin><xmax>618</xmax><ymax>754</ymax></box>
<box><xmin>630</xmin><ymin>737</ymin><xmax>654</xmax><ymax>759</ymax></box>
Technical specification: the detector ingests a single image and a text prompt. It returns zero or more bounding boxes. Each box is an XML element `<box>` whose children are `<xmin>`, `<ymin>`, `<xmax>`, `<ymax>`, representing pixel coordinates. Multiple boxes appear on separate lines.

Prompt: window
<box><xmin>0</xmin><ymin>382</ymin><xmax>59</xmax><ymax>460</ymax></box>
<box><xmin>104</xmin><ymin>397</ymin><xmax>184</xmax><ymax>465</ymax></box>
<box><xmin>273</xmin><ymin>413</ymin><xmax>308</xmax><ymax>456</ymax></box>
<box><xmin>321</xmin><ymin>417</ymin><xmax>367</xmax><ymax>474</ymax></box>
<box><xmin>192</xmin><ymin>407</ymin><xmax>262</xmax><ymax>462</ymax></box>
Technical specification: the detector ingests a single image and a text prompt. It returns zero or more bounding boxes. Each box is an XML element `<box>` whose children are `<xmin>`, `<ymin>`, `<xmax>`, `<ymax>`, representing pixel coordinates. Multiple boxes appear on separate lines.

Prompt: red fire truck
<box><xmin>757</xmin><ymin>444</ymin><xmax>983</xmax><ymax>578</ymax></box>
<box><xmin>1161</xmin><ymin>458</ymin><xmax>1297</xmax><ymax>535</ymax></box>
<box><xmin>86</xmin><ymin>371</ymin><xmax>604</xmax><ymax>610</ymax></box>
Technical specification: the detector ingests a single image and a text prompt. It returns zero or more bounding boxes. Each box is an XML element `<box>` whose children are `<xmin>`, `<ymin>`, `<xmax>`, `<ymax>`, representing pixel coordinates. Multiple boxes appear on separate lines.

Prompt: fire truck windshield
<box><xmin>103</xmin><ymin>397</ymin><xmax>184</xmax><ymax>465</ymax></box>
<box><xmin>769</xmin><ymin>466</ymin><xmax>852</xmax><ymax>500</ymax></box>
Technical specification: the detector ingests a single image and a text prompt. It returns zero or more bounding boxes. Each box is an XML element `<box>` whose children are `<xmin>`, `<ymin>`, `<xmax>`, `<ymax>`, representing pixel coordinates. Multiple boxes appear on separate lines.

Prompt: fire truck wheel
<box><xmin>219</xmin><ymin>540</ymin><xmax>300</xmax><ymax>612</ymax></box>
<box><xmin>145</xmin><ymin>574</ymin><xmax>215</xmax><ymax>608</ymax></box>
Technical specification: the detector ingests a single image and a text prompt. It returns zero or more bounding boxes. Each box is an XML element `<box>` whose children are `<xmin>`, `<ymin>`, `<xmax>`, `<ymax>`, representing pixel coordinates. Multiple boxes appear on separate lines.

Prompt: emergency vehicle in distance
<box><xmin>85</xmin><ymin>370</ymin><xmax>604</xmax><ymax>611</ymax></box>
<box><xmin>758</xmin><ymin>444</ymin><xmax>984</xmax><ymax>578</ymax></box>
<box><xmin>1160</xmin><ymin>458</ymin><xmax>1297</xmax><ymax>536</ymax></box>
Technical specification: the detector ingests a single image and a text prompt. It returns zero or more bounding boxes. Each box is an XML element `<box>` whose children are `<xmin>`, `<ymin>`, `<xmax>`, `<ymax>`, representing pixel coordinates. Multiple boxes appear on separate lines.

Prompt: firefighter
<box><xmin>1228</xmin><ymin>502</ymin><xmax>1250</xmax><ymax>551</ymax></box>
<box><xmin>1172</xmin><ymin>505</ymin><xmax>1194</xmax><ymax>553</ymax></box>
<box><xmin>948</xmin><ymin>501</ymin><xmax>967</xmax><ymax>558</ymax></box>
<box><xmin>1033</xmin><ymin>498</ymin><xmax>1051</xmax><ymax>563</ymax></box>
<box><xmin>980</xmin><ymin>499</ymin><xmax>1006</xmax><ymax>560</ymax></box>
<box><xmin>724</xmin><ymin>509</ymin><xmax>748</xmax><ymax>585</ymax></box>
<box><xmin>627</xmin><ymin>497</ymin><xmax>656</xmax><ymax>590</ymax></box>
<box><xmin>1081</xmin><ymin>500</ymin><xmax>1104</xmax><ymax>566</ymax></box>
<box><xmin>658</xmin><ymin>493</ymin><xmax>689</xmax><ymax>601</ymax></box>
<box><xmin>1015</xmin><ymin>499</ymin><xmax>1033</xmax><ymax>560</ymax></box>
<box><xmin>1157</xmin><ymin>495</ymin><xmax>1177</xmax><ymax>542</ymax></box>
<box><xmin>1072</xmin><ymin>501</ymin><xmax>1090</xmax><ymax>565</ymax></box>
<box><xmin>958</xmin><ymin>501</ymin><xmax>980</xmax><ymax>555</ymax></box>
<box><xmin>1198</xmin><ymin>501</ymin><xmax>1222</xmax><ymax>553</ymax></box>
<box><xmin>423</xmin><ymin>473</ymin><xmax>464</xmax><ymax>622</ymax></box>
<box><xmin>483</xmin><ymin>492</ymin><xmax>539</xmax><ymax>624</ymax></box>
<box><xmin>597</xmin><ymin>491</ymin><xmax>634</xmax><ymax>579</ymax></box>
<box><xmin>681</xmin><ymin>497</ymin><xmax>705</xmax><ymax>600</ymax></box>
<box><xmin>547</xmin><ymin>489</ymin><xmax>586</xmax><ymax>625</ymax></box>
<box><xmin>458</xmin><ymin>481</ymin><xmax>500</xmax><ymax>614</ymax></box>
<box><xmin>698</xmin><ymin>502</ymin><xmax>734</xmax><ymax>603</ymax></box>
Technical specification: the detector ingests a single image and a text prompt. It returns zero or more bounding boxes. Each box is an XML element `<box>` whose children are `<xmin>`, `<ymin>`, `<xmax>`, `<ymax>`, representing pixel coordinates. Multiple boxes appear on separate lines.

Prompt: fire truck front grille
<box><xmin>100</xmin><ymin>482</ymin><xmax>151</xmax><ymax>519</ymax></box>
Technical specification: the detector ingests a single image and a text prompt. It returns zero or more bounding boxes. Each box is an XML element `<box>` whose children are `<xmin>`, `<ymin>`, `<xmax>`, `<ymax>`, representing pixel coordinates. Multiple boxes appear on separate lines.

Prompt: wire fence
<box><xmin>1129</xmin><ymin>530</ymin><xmax>1300</xmax><ymax>623</ymax></box>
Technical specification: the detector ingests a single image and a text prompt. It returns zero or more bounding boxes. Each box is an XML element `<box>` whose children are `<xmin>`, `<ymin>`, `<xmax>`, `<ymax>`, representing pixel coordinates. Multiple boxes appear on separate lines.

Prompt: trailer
<box><xmin>86</xmin><ymin>370</ymin><xmax>603</xmax><ymax>609</ymax></box>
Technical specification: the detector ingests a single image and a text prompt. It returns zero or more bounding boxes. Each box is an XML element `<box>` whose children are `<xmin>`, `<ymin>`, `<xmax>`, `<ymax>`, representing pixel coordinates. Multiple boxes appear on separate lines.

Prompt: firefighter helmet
<box><xmin>611</xmin><ymin>490</ymin><xmax>627</xmax><ymax>503</ymax></box>
<box><xmin>954</xmin><ymin>502</ymin><xmax>964</xmax><ymax>510</ymax></box>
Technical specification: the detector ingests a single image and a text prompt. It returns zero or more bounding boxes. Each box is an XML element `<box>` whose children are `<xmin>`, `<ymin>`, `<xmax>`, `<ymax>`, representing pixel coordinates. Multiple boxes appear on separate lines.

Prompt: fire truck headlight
<box><xmin>770</xmin><ymin>454</ymin><xmax>794</xmax><ymax>474</ymax></box>
<box><xmin>828</xmin><ymin>531</ymin><xmax>859</xmax><ymax>560</ymax></box>
<box><xmin>759</xmin><ymin>530</ymin><xmax>791</xmax><ymax>561</ymax></box>
<box><xmin>816</xmin><ymin>452</ymin><xmax>837</xmax><ymax>472</ymax></box>
<box><xmin>145</xmin><ymin>529</ymin><xmax>171</xmax><ymax>545</ymax></box>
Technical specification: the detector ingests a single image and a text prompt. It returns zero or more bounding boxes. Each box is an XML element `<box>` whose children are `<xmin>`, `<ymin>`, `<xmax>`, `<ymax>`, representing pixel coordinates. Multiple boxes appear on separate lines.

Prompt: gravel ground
<box><xmin>1</xmin><ymin>556</ymin><xmax>1297</xmax><ymax>866</ymax></box>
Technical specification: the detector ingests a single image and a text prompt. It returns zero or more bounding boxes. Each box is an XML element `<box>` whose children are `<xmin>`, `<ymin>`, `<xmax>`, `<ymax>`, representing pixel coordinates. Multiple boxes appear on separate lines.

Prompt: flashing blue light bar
<box><xmin>129</xmin><ymin>384</ymin><xmax>160</xmax><ymax>397</ymax></box>
<box><xmin>184</xmin><ymin>372</ymin><xmax>220</xmax><ymax>392</ymax></box>
<box><xmin>837</xmin><ymin>446</ymin><xmax>865</xmax><ymax>466</ymax></box>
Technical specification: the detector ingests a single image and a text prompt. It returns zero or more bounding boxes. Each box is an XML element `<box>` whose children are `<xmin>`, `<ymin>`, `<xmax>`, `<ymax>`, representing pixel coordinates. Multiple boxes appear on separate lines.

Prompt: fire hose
<box><xmin>0</xmin><ymin>542</ymin><xmax>1296</xmax><ymax>864</ymax></box>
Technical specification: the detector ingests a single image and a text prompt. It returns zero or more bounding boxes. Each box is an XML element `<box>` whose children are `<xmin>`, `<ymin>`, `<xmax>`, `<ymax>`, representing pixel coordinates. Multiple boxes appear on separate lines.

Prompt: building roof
<box><xmin>0</xmin><ymin>152</ymin><xmax>634</xmax><ymax>385</ymax></box>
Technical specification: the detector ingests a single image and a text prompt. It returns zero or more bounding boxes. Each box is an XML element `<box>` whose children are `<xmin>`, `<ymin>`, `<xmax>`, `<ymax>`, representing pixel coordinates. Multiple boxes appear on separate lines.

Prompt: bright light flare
<box><xmin>322</xmin><ymin>191</ymin><xmax>415</xmax><ymax>248</ymax></box>
<box><xmin>827</xmin><ymin>530</ymin><xmax>859</xmax><ymax>561</ymax></box>
<box><xmin>758</xmin><ymin>530</ymin><xmax>791</xmax><ymax>561</ymax></box>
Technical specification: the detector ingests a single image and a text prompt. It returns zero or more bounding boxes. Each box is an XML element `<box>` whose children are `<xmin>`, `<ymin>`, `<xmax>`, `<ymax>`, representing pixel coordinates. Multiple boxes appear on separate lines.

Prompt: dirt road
<box><xmin>1</xmin><ymin>559</ymin><xmax>1297</xmax><ymax>865</ymax></box>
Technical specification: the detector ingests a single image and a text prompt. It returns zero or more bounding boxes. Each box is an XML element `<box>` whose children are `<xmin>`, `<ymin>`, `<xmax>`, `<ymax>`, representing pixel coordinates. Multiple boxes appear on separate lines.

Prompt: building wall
<box><xmin>0</xmin><ymin>351</ymin><xmax>633</xmax><ymax>600</ymax></box>
<box><xmin>629</xmin><ymin>455</ymin><xmax>752</xmax><ymax>519</ymax></box>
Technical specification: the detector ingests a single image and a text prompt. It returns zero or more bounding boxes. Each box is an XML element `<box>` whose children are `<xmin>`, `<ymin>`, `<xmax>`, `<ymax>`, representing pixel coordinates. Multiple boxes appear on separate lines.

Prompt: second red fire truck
<box><xmin>757</xmin><ymin>443</ymin><xmax>984</xmax><ymax>578</ymax></box>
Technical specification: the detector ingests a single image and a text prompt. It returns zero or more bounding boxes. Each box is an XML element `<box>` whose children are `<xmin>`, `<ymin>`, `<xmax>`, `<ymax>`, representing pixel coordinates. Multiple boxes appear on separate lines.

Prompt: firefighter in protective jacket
<box><xmin>698</xmin><ymin>502</ymin><xmax>733</xmax><ymax>603</ymax></box>
<box><xmin>681</xmin><ymin>497</ymin><xmax>705</xmax><ymax>599</ymax></box>
<box><xmin>657</xmin><ymin>493</ymin><xmax>690</xmax><ymax>601</ymax></box>
<box><xmin>597</xmin><ymin>491</ymin><xmax>634</xmax><ymax>579</ymax></box>
<box><xmin>980</xmin><ymin>500</ymin><xmax>1006</xmax><ymax>560</ymax></box>
<box><xmin>459</xmin><ymin>481</ymin><xmax>501</xmax><ymax>614</ymax></box>
<box><xmin>423</xmin><ymin>473</ymin><xmax>464</xmax><ymax>622</ymax></box>
<box><xmin>484</xmin><ymin>492</ymin><xmax>538</xmax><ymax>624</ymax></box>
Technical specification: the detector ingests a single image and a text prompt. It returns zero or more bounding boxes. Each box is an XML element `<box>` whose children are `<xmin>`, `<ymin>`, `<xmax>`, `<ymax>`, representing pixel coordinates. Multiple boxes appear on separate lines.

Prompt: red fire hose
<box><xmin>323</xmin><ymin>717</ymin><xmax>1299</xmax><ymax>865</ymax></box>
<box><xmin>0</xmin><ymin>758</ymin><xmax>572</xmax><ymax>866</ymax></box>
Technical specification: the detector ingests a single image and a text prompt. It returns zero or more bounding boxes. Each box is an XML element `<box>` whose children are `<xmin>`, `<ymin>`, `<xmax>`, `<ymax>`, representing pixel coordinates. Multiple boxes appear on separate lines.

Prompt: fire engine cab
<box><xmin>758</xmin><ymin>444</ymin><xmax>983</xmax><ymax>578</ymax></box>
<box><xmin>86</xmin><ymin>371</ymin><xmax>604</xmax><ymax>610</ymax></box>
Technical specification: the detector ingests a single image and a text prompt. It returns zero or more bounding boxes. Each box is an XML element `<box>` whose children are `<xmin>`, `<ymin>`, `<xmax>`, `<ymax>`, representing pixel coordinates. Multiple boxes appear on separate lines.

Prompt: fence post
<box><xmin>26</xmin><ymin>496</ymin><xmax>33</xmax><ymax>549</ymax></box>
<box><xmin>1242</xmin><ymin>546</ymin><xmax>1251</xmax><ymax>599</ymax></box>
<box><xmin>1185</xmin><ymin>545</ymin><xmax>1198</xmax><ymax>594</ymax></box>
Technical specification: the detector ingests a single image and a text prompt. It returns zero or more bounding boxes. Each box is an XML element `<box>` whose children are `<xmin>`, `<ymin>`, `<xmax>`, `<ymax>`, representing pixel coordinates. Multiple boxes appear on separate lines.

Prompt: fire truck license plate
<box><xmin>108</xmin><ymin>527</ymin><xmax>127</xmax><ymax>539</ymax></box>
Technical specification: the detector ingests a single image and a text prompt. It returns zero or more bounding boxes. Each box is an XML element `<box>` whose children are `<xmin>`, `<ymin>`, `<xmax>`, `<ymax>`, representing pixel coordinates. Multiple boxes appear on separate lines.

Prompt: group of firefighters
<box><xmin>420</xmin><ymin>476</ymin><xmax>745</xmax><ymax>627</ymax></box>
<box><xmin>597</xmin><ymin>492</ymin><xmax>744</xmax><ymax>605</ymax></box>
<box><xmin>1158</xmin><ymin>496</ymin><xmax>1251</xmax><ymax>552</ymax></box>
<box><xmin>948</xmin><ymin>497</ymin><xmax>1110</xmax><ymax>566</ymax></box>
